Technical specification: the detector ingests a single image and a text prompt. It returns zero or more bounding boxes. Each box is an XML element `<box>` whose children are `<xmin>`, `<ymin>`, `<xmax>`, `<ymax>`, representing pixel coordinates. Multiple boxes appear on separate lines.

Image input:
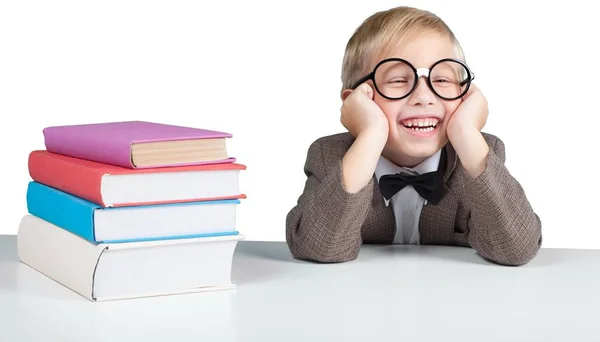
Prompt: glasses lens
<box><xmin>373</xmin><ymin>60</ymin><xmax>415</xmax><ymax>99</ymax></box>
<box><xmin>430</xmin><ymin>61</ymin><xmax>470</xmax><ymax>99</ymax></box>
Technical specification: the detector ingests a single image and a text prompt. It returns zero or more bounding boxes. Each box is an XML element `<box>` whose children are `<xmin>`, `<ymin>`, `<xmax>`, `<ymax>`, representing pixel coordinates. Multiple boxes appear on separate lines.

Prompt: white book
<box><xmin>17</xmin><ymin>215</ymin><xmax>244</xmax><ymax>302</ymax></box>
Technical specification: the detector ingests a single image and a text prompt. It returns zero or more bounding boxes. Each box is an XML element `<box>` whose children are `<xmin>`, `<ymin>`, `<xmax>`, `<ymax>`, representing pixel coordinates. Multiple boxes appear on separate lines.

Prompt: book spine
<box><xmin>28</xmin><ymin>151</ymin><xmax>107</xmax><ymax>206</ymax></box>
<box><xmin>26</xmin><ymin>181</ymin><xmax>99</xmax><ymax>243</ymax></box>
<box><xmin>43</xmin><ymin>127</ymin><xmax>134</xmax><ymax>168</ymax></box>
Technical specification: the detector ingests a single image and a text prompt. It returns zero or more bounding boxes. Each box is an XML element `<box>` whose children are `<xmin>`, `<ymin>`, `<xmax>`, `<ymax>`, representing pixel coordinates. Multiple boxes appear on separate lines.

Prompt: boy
<box><xmin>285</xmin><ymin>6</ymin><xmax>542</xmax><ymax>266</ymax></box>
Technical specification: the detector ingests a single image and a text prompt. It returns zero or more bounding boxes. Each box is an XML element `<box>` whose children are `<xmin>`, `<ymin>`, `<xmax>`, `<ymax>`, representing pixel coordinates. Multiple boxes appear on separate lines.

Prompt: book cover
<box><xmin>43</xmin><ymin>120</ymin><xmax>236</xmax><ymax>168</ymax></box>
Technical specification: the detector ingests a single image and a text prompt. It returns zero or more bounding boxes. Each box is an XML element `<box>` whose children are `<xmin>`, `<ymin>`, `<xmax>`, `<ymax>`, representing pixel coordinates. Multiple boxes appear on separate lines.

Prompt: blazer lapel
<box><xmin>419</xmin><ymin>143</ymin><xmax>459</xmax><ymax>246</ymax></box>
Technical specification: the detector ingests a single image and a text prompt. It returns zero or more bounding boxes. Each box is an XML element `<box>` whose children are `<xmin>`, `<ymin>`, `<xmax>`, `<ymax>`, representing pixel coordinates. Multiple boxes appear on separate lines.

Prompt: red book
<box><xmin>28</xmin><ymin>150</ymin><xmax>246</xmax><ymax>207</ymax></box>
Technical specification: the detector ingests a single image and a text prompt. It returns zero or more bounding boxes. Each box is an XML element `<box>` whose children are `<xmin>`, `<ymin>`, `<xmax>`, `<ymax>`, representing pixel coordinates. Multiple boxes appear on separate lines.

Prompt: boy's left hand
<box><xmin>446</xmin><ymin>84</ymin><xmax>488</xmax><ymax>139</ymax></box>
<box><xmin>446</xmin><ymin>84</ymin><xmax>490</xmax><ymax>179</ymax></box>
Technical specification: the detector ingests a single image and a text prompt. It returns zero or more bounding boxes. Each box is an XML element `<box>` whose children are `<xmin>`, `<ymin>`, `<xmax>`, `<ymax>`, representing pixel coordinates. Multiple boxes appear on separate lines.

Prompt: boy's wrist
<box><xmin>359</xmin><ymin>125</ymin><xmax>388</xmax><ymax>148</ymax></box>
<box><xmin>342</xmin><ymin>128</ymin><xmax>387</xmax><ymax>193</ymax></box>
<box><xmin>448</xmin><ymin>128</ymin><xmax>489</xmax><ymax>178</ymax></box>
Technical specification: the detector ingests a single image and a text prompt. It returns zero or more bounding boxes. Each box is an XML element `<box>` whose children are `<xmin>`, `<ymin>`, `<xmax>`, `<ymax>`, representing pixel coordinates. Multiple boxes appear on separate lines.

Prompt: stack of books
<box><xmin>17</xmin><ymin>121</ymin><xmax>247</xmax><ymax>301</ymax></box>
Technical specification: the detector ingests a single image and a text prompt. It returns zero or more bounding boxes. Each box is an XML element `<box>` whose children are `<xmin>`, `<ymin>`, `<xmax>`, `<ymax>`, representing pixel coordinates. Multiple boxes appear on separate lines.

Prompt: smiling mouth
<box><xmin>399</xmin><ymin>118</ymin><xmax>440</xmax><ymax>132</ymax></box>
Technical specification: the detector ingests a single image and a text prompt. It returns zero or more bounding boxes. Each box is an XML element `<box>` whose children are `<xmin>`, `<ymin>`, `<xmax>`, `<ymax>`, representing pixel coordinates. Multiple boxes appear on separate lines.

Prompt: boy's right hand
<box><xmin>339</xmin><ymin>83</ymin><xmax>389</xmax><ymax>193</ymax></box>
<box><xmin>340</xmin><ymin>83</ymin><xmax>389</xmax><ymax>139</ymax></box>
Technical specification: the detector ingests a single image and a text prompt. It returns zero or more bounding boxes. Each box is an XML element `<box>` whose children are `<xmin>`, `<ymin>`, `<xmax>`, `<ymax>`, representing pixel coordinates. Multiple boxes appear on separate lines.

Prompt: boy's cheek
<box><xmin>380</xmin><ymin>109</ymin><xmax>398</xmax><ymax>125</ymax></box>
<box><xmin>379</xmin><ymin>103</ymin><xmax>402</xmax><ymax>122</ymax></box>
<box><xmin>445</xmin><ymin>103</ymin><xmax>461</xmax><ymax>116</ymax></box>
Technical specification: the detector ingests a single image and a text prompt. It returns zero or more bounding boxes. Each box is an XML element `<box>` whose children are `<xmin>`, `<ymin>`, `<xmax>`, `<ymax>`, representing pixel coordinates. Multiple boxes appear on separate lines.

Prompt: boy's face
<box><xmin>370</xmin><ymin>32</ymin><xmax>463</xmax><ymax>167</ymax></box>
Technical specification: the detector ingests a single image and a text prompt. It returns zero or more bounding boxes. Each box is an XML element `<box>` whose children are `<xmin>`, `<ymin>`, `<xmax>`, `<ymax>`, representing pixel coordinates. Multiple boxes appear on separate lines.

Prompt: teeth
<box><xmin>401</xmin><ymin>118</ymin><xmax>439</xmax><ymax>128</ymax></box>
<box><xmin>408</xmin><ymin>126</ymin><xmax>435</xmax><ymax>132</ymax></box>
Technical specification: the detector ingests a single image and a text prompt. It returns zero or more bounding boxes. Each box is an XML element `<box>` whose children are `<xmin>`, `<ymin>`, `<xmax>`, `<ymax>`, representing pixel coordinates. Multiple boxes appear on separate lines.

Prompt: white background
<box><xmin>1</xmin><ymin>0</ymin><xmax>598</xmax><ymax>249</ymax></box>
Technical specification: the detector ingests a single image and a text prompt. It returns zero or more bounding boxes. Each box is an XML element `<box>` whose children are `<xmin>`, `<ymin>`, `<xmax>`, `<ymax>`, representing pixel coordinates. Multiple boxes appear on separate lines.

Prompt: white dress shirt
<box><xmin>374</xmin><ymin>149</ymin><xmax>442</xmax><ymax>244</ymax></box>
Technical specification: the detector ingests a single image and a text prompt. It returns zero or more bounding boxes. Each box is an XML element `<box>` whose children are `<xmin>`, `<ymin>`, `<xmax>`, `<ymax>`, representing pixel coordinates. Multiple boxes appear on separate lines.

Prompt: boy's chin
<box><xmin>385</xmin><ymin>134</ymin><xmax>447</xmax><ymax>165</ymax></box>
<box><xmin>393</xmin><ymin>131</ymin><xmax>447</xmax><ymax>151</ymax></box>
<box><xmin>402</xmin><ymin>145</ymin><xmax>442</xmax><ymax>159</ymax></box>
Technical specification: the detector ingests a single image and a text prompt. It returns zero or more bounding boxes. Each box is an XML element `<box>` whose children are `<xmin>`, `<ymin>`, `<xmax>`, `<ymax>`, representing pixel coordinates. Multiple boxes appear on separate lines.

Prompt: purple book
<box><xmin>43</xmin><ymin>121</ymin><xmax>236</xmax><ymax>169</ymax></box>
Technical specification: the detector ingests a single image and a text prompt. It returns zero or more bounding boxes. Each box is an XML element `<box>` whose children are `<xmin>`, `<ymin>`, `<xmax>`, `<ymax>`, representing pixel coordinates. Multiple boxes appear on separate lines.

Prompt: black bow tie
<box><xmin>377</xmin><ymin>150</ymin><xmax>447</xmax><ymax>204</ymax></box>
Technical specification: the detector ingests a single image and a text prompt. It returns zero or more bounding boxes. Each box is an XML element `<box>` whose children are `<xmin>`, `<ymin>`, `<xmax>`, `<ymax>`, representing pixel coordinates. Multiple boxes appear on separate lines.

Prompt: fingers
<box><xmin>356</xmin><ymin>83</ymin><xmax>374</xmax><ymax>99</ymax></box>
<box><xmin>460</xmin><ymin>83</ymin><xmax>479</xmax><ymax>102</ymax></box>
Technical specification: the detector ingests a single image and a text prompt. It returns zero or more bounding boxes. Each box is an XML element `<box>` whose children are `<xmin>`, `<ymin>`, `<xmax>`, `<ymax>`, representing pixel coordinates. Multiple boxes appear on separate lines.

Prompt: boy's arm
<box><xmin>285</xmin><ymin>131</ymin><xmax>385</xmax><ymax>263</ymax></box>
<box><xmin>459</xmin><ymin>134</ymin><xmax>542</xmax><ymax>266</ymax></box>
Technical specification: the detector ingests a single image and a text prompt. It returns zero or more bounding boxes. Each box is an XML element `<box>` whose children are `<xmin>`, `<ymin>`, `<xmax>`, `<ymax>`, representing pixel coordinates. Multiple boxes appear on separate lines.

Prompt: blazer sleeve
<box><xmin>464</xmin><ymin>136</ymin><xmax>543</xmax><ymax>266</ymax></box>
<box><xmin>285</xmin><ymin>138</ymin><xmax>374</xmax><ymax>263</ymax></box>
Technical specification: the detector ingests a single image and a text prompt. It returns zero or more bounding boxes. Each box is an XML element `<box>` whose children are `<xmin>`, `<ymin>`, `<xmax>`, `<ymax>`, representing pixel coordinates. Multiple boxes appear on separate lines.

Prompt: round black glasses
<box><xmin>350</xmin><ymin>58</ymin><xmax>475</xmax><ymax>101</ymax></box>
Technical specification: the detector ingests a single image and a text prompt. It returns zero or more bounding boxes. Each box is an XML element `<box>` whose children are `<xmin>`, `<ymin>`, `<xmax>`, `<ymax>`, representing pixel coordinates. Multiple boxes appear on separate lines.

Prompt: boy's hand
<box><xmin>339</xmin><ymin>83</ymin><xmax>389</xmax><ymax>193</ymax></box>
<box><xmin>446</xmin><ymin>84</ymin><xmax>488</xmax><ymax>138</ymax></box>
<box><xmin>446</xmin><ymin>84</ymin><xmax>490</xmax><ymax>179</ymax></box>
<box><xmin>340</xmin><ymin>83</ymin><xmax>389</xmax><ymax>139</ymax></box>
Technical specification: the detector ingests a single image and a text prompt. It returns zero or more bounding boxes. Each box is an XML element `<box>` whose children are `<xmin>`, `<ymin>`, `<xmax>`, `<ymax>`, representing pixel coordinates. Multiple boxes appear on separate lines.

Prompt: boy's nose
<box><xmin>409</xmin><ymin>77</ymin><xmax>435</xmax><ymax>106</ymax></box>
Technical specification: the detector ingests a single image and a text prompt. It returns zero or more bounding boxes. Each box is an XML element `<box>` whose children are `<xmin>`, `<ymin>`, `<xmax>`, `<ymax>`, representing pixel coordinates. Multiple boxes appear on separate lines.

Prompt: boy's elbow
<box><xmin>291</xmin><ymin>252</ymin><xmax>357</xmax><ymax>264</ymax></box>
<box><xmin>285</xmin><ymin>213</ymin><xmax>361</xmax><ymax>263</ymax></box>
<box><xmin>482</xmin><ymin>221</ymin><xmax>543</xmax><ymax>267</ymax></box>
<box><xmin>287</xmin><ymin>239</ymin><xmax>359</xmax><ymax>263</ymax></box>
<box><xmin>496</xmin><ymin>241</ymin><xmax>541</xmax><ymax>266</ymax></box>
<box><xmin>476</xmin><ymin>241</ymin><xmax>540</xmax><ymax>266</ymax></box>
<box><xmin>507</xmin><ymin>216</ymin><xmax>543</xmax><ymax>266</ymax></box>
<box><xmin>286</xmin><ymin>231</ymin><xmax>359</xmax><ymax>263</ymax></box>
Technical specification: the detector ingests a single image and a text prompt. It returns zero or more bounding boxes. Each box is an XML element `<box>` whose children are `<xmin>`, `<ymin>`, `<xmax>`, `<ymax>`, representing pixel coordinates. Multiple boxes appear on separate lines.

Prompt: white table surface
<box><xmin>1</xmin><ymin>234</ymin><xmax>599</xmax><ymax>341</ymax></box>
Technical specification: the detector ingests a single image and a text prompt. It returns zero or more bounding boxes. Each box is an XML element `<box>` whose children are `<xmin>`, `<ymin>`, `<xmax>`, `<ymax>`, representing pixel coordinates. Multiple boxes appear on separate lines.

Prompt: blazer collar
<box><xmin>442</xmin><ymin>141</ymin><xmax>458</xmax><ymax>183</ymax></box>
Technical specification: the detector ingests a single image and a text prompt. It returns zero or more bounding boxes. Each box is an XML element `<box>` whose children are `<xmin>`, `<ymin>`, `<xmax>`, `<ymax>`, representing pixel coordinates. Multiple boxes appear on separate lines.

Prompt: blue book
<box><xmin>26</xmin><ymin>181</ymin><xmax>240</xmax><ymax>244</ymax></box>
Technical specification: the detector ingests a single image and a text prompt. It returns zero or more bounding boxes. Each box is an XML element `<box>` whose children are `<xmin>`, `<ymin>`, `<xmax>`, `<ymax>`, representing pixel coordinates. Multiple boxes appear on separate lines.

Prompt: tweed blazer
<box><xmin>285</xmin><ymin>132</ymin><xmax>542</xmax><ymax>266</ymax></box>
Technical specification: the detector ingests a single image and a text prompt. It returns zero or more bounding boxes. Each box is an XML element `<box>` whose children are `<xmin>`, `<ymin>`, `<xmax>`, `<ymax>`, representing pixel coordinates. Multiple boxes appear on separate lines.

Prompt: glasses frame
<box><xmin>350</xmin><ymin>57</ymin><xmax>475</xmax><ymax>101</ymax></box>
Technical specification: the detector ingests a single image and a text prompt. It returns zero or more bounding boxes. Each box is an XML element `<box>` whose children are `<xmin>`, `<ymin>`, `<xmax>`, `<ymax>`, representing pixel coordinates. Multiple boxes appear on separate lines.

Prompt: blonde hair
<box><xmin>341</xmin><ymin>6</ymin><xmax>465</xmax><ymax>91</ymax></box>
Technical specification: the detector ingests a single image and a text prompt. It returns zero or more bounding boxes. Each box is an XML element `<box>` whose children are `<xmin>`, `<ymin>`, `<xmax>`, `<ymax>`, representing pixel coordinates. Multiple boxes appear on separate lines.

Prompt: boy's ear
<box><xmin>341</xmin><ymin>89</ymin><xmax>353</xmax><ymax>101</ymax></box>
